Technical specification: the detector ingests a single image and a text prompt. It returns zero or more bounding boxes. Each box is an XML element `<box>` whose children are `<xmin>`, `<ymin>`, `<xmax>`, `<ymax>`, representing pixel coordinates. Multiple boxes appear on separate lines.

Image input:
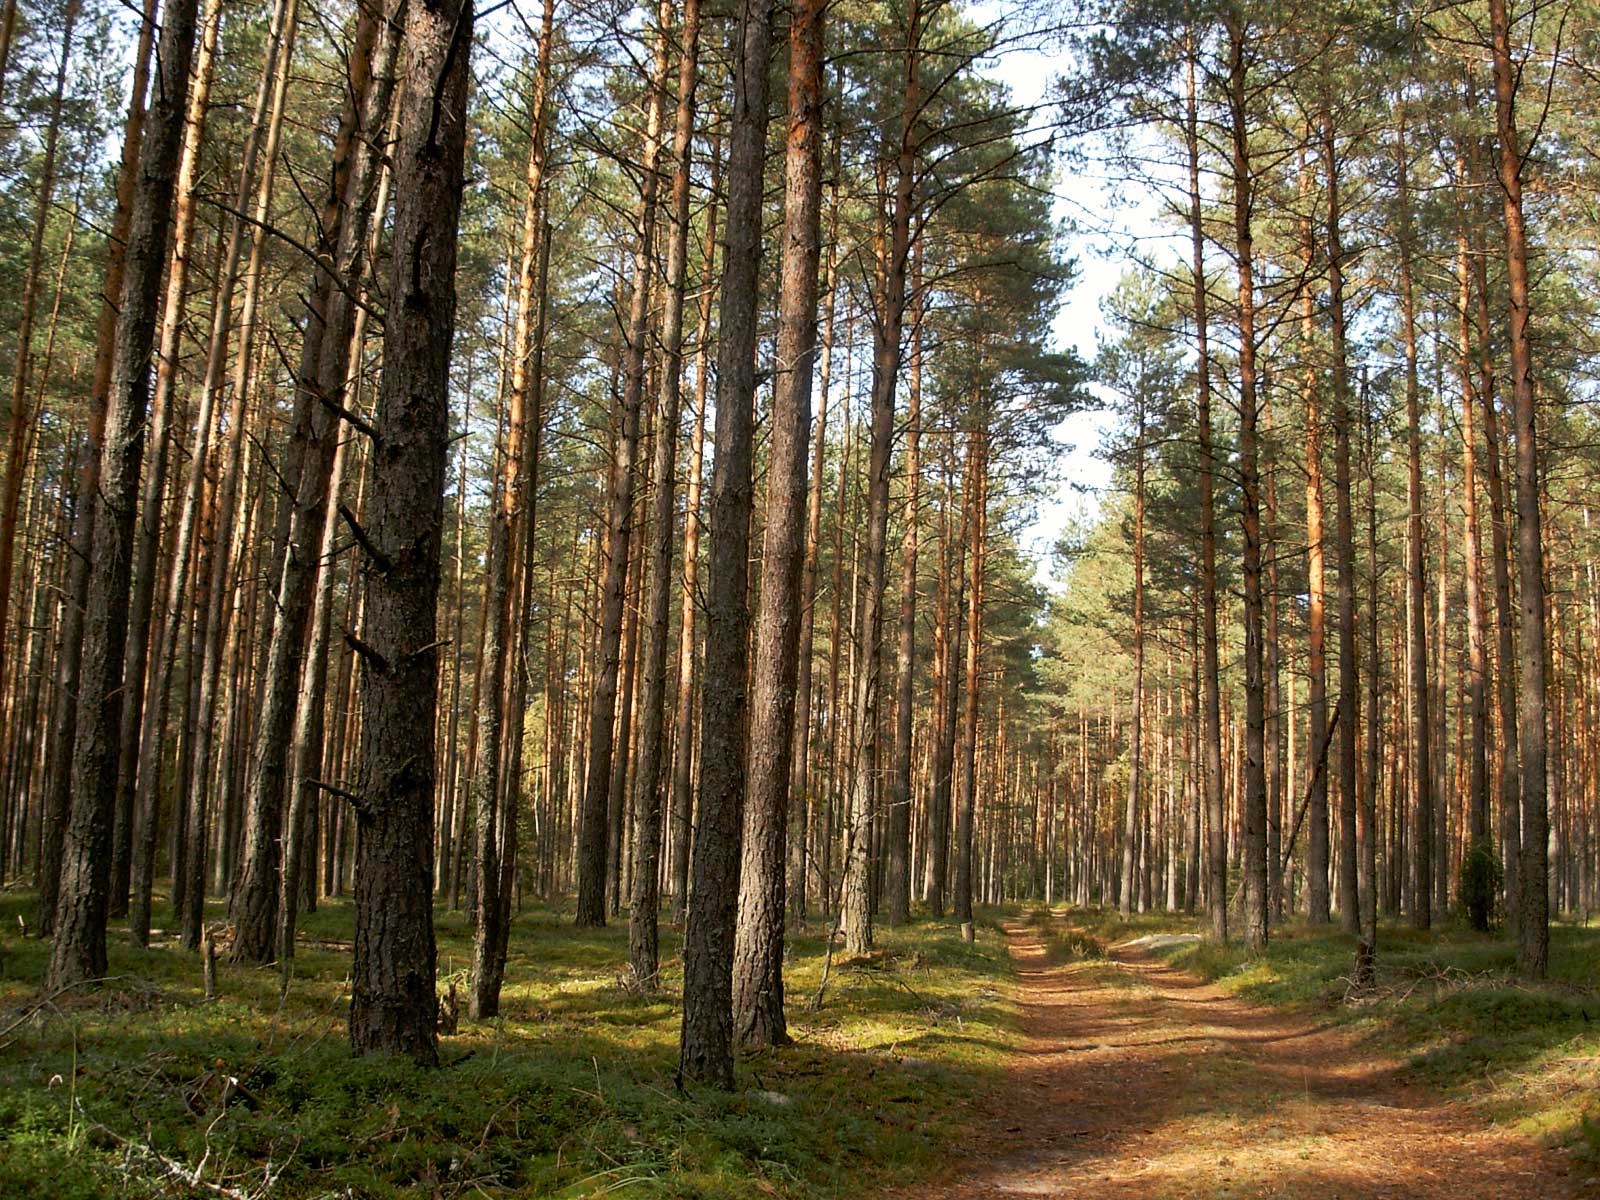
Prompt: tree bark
<box><xmin>577</xmin><ymin>15</ymin><xmax>669</xmax><ymax>927</ymax></box>
<box><xmin>1488</xmin><ymin>0</ymin><xmax>1550</xmax><ymax>977</ymax></box>
<box><xmin>46</xmin><ymin>0</ymin><xmax>203</xmax><ymax>989</ymax></box>
<box><xmin>732</xmin><ymin>0</ymin><xmax>823</xmax><ymax>1048</ymax></box>
<box><xmin>348</xmin><ymin>0</ymin><xmax>473</xmax><ymax>1064</ymax></box>
<box><xmin>679</xmin><ymin>0</ymin><xmax>774</xmax><ymax>1090</ymax></box>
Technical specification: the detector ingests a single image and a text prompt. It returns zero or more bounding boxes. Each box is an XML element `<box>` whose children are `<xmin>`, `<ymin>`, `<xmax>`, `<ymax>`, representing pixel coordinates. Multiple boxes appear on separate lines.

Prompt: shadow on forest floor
<box><xmin>898</xmin><ymin>906</ymin><xmax>1600</xmax><ymax>1200</ymax></box>
<box><xmin>0</xmin><ymin>890</ymin><xmax>1025</xmax><ymax>1199</ymax></box>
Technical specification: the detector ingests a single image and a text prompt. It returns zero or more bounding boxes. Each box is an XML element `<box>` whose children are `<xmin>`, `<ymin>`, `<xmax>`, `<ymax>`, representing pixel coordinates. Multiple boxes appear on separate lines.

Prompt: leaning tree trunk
<box><xmin>679</xmin><ymin>0</ymin><xmax>775</xmax><ymax>1090</ymax></box>
<box><xmin>46</xmin><ymin>0</ymin><xmax>203</xmax><ymax>990</ymax></box>
<box><xmin>732</xmin><ymin>0</ymin><xmax>823</xmax><ymax>1049</ymax></box>
<box><xmin>348</xmin><ymin>0</ymin><xmax>473</xmax><ymax>1064</ymax></box>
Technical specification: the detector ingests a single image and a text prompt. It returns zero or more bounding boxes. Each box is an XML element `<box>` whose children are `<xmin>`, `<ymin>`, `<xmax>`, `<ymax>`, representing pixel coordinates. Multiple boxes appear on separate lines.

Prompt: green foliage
<box><xmin>1459</xmin><ymin>840</ymin><xmax>1503</xmax><ymax>933</ymax></box>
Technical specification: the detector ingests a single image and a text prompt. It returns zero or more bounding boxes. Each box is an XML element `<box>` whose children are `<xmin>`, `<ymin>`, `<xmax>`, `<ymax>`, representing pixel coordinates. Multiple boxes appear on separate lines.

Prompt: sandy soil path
<box><xmin>913</xmin><ymin>920</ymin><xmax>1585</xmax><ymax>1199</ymax></box>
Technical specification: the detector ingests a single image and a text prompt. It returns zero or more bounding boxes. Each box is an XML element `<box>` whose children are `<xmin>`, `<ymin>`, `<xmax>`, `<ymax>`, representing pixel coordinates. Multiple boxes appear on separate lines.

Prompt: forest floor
<box><xmin>0</xmin><ymin>890</ymin><xmax>1027</xmax><ymax>1199</ymax></box>
<box><xmin>913</xmin><ymin>909</ymin><xmax>1600</xmax><ymax>1200</ymax></box>
<box><xmin>2</xmin><ymin>892</ymin><xmax>1597</xmax><ymax>1198</ymax></box>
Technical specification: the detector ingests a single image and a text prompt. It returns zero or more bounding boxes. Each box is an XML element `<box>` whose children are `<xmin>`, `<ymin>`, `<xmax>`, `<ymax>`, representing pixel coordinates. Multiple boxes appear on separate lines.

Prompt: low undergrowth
<box><xmin>1059</xmin><ymin>902</ymin><xmax>1600</xmax><ymax>1167</ymax></box>
<box><xmin>0</xmin><ymin>892</ymin><xmax>1021</xmax><ymax>1198</ymax></box>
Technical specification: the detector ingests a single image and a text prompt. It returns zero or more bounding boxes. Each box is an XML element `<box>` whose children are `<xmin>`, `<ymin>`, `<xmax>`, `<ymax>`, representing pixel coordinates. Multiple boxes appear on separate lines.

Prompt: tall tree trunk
<box><xmin>885</xmin><ymin>249</ymin><xmax>923</xmax><ymax>927</ymax></box>
<box><xmin>842</xmin><ymin>0</ymin><xmax>920</xmax><ymax>955</ymax></box>
<box><xmin>0</xmin><ymin>0</ymin><xmax>80</xmax><ymax>744</ymax></box>
<box><xmin>576</xmin><ymin>17</ymin><xmax>669</xmax><ymax>927</ymax></box>
<box><xmin>629</xmin><ymin>0</ymin><xmax>698</xmax><ymax>986</ymax></box>
<box><xmin>1488</xmin><ymin>0</ymin><xmax>1550</xmax><ymax>977</ymax></box>
<box><xmin>1226</xmin><ymin>16</ymin><xmax>1269</xmax><ymax>951</ymax></box>
<box><xmin>1456</xmin><ymin>170</ymin><xmax>1490</xmax><ymax>855</ymax></box>
<box><xmin>45</xmin><ymin>0</ymin><xmax>203</xmax><ymax>989</ymax></box>
<box><xmin>1323</xmin><ymin>108</ymin><xmax>1359</xmax><ymax>934</ymax></box>
<box><xmin>1120</xmin><ymin>387</ymin><xmax>1146</xmax><ymax>919</ymax></box>
<box><xmin>37</xmin><ymin>0</ymin><xmax>159</xmax><ymax>938</ymax></box>
<box><xmin>668</xmin><ymin>133</ymin><xmax>719</xmax><ymax>925</ymax></box>
<box><xmin>1187</xmin><ymin>25</ymin><xmax>1226</xmax><ymax>943</ymax></box>
<box><xmin>348</xmin><ymin>0</ymin><xmax>472</xmax><ymax>1064</ymax></box>
<box><xmin>953</xmin><ymin>422</ymin><xmax>986</xmax><ymax>937</ymax></box>
<box><xmin>462</xmin><ymin>0</ymin><xmax>555</xmax><ymax>1012</ymax></box>
<box><xmin>177</xmin><ymin>0</ymin><xmax>302</xmax><ymax>950</ymax></box>
<box><xmin>732</xmin><ymin>0</ymin><xmax>823</xmax><ymax>1048</ymax></box>
<box><xmin>1297</xmin><ymin>149</ymin><xmax>1330</xmax><ymax>927</ymax></box>
<box><xmin>679</xmin><ymin>0</ymin><xmax>774</xmax><ymax>1090</ymax></box>
<box><xmin>1394</xmin><ymin>99</ymin><xmax>1431</xmax><ymax>929</ymax></box>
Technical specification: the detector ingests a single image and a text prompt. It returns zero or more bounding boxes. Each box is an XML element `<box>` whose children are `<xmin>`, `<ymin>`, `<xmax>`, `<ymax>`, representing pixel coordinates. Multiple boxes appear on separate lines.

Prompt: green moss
<box><xmin>0</xmin><ymin>893</ymin><xmax>1022</xmax><ymax>1198</ymax></box>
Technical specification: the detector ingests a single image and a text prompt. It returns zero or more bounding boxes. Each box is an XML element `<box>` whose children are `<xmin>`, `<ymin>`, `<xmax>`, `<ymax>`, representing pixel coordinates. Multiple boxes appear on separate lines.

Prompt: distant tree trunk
<box><xmin>1226</xmin><ymin>16</ymin><xmax>1269</xmax><ymax>951</ymax></box>
<box><xmin>1297</xmin><ymin>149</ymin><xmax>1330</xmax><ymax>928</ymax></box>
<box><xmin>1187</xmin><ymin>25</ymin><xmax>1227</xmax><ymax>943</ymax></box>
<box><xmin>113</xmin><ymin>0</ymin><xmax>219</xmax><ymax>923</ymax></box>
<box><xmin>1455</xmin><ymin>169</ymin><xmax>1490</xmax><ymax>854</ymax></box>
<box><xmin>843</xmin><ymin>0</ymin><xmax>919</xmax><ymax>955</ymax></box>
<box><xmin>1394</xmin><ymin>99</ymin><xmax>1431</xmax><ymax>930</ymax></box>
<box><xmin>577</xmin><ymin>18</ymin><xmax>668</xmax><ymax>928</ymax></box>
<box><xmin>348</xmin><ymin>0</ymin><xmax>473</xmax><ymax>1064</ymax></box>
<box><xmin>1120</xmin><ymin>386</ymin><xmax>1145</xmax><ymax>920</ymax></box>
<box><xmin>280</xmin><ymin>98</ymin><xmax>401</xmax><ymax>965</ymax></box>
<box><xmin>45</xmin><ymin>0</ymin><xmax>203</xmax><ymax>990</ymax></box>
<box><xmin>668</xmin><ymin>134</ymin><xmax>719</xmax><ymax>925</ymax></box>
<box><xmin>953</xmin><ymin>422</ymin><xmax>987</xmax><ymax>937</ymax></box>
<box><xmin>1361</xmin><ymin>377</ymin><xmax>1381</xmax><ymax>965</ymax></box>
<box><xmin>732</xmin><ymin>0</ymin><xmax>823</xmax><ymax>1048</ymax></box>
<box><xmin>630</xmin><ymin>0</ymin><xmax>699</xmax><ymax>987</ymax></box>
<box><xmin>178</xmin><ymin>0</ymin><xmax>302</xmax><ymax>951</ymax></box>
<box><xmin>0</xmin><ymin>0</ymin><xmax>80</xmax><ymax>750</ymax></box>
<box><xmin>790</xmin><ymin>140</ymin><xmax>839</xmax><ymax>919</ymax></box>
<box><xmin>885</xmin><ymin>249</ymin><xmax>923</xmax><ymax>928</ymax></box>
<box><xmin>1323</xmin><ymin>108</ymin><xmax>1359</xmax><ymax>934</ymax></box>
<box><xmin>1488</xmin><ymin>0</ymin><xmax>1550</xmax><ymax>978</ymax></box>
<box><xmin>679</xmin><ymin>0</ymin><xmax>774</xmax><ymax>1090</ymax></box>
<box><xmin>464</xmin><ymin>0</ymin><xmax>554</xmax><ymax>1014</ymax></box>
<box><xmin>926</xmin><ymin>444</ymin><xmax>964</xmax><ymax>918</ymax></box>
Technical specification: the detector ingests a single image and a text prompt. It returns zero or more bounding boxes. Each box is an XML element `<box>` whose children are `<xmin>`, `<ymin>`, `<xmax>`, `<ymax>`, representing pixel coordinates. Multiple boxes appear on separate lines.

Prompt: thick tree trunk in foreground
<box><xmin>732</xmin><ymin>0</ymin><xmax>823</xmax><ymax>1048</ymax></box>
<box><xmin>47</xmin><ymin>0</ymin><xmax>203</xmax><ymax>990</ymax></box>
<box><xmin>347</xmin><ymin>0</ymin><xmax>472</xmax><ymax>1063</ymax></box>
<box><xmin>679</xmin><ymin>0</ymin><xmax>773</xmax><ymax>1090</ymax></box>
<box><xmin>1489</xmin><ymin>0</ymin><xmax>1550</xmax><ymax>978</ymax></box>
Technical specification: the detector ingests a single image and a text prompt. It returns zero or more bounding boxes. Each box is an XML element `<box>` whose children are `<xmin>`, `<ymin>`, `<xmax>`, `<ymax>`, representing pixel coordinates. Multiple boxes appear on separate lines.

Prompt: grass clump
<box><xmin>0</xmin><ymin>892</ymin><xmax>1023</xmax><ymax>1199</ymax></box>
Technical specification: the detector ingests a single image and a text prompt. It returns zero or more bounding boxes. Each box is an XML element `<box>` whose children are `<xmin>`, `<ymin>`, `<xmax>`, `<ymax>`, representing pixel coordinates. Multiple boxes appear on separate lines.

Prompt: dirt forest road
<box><xmin>914</xmin><ymin>920</ymin><xmax>1585</xmax><ymax>1200</ymax></box>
